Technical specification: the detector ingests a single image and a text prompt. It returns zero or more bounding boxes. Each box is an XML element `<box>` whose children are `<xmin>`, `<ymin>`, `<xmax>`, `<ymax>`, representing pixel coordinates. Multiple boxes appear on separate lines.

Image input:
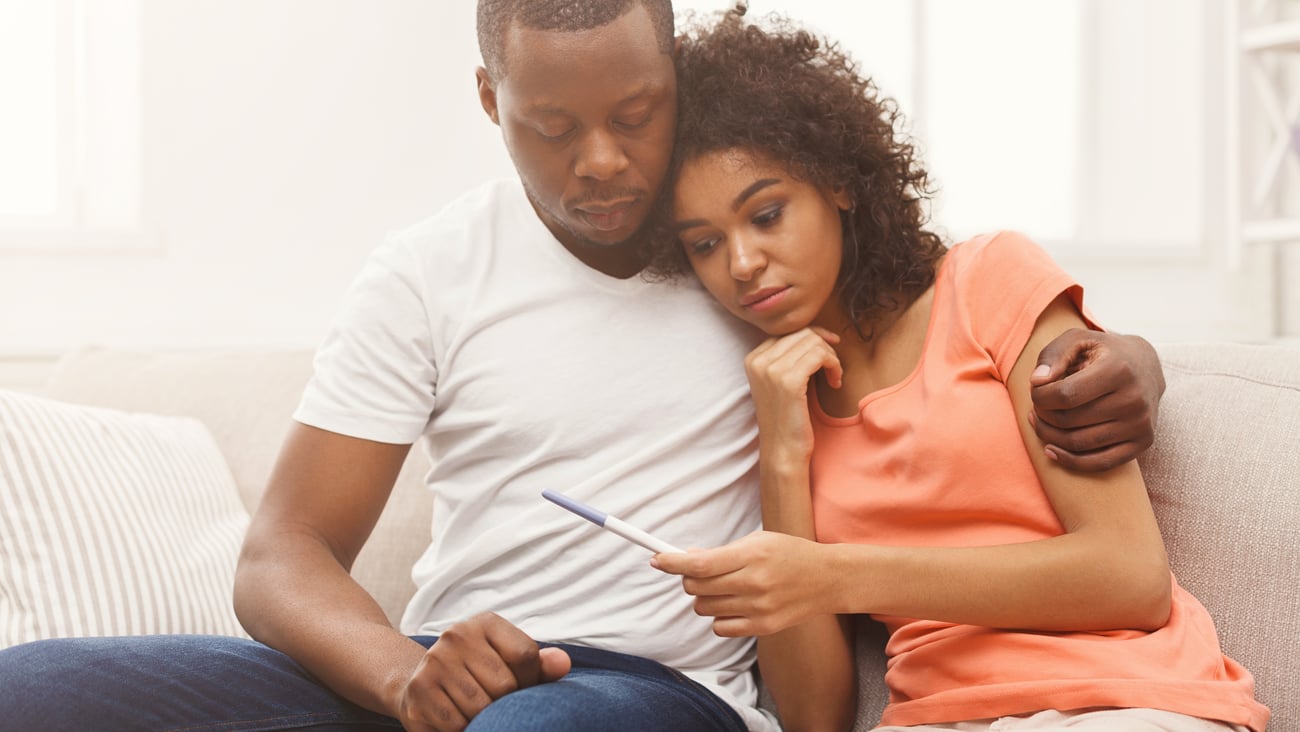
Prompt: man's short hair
<box><xmin>477</xmin><ymin>0</ymin><xmax>675</xmax><ymax>80</ymax></box>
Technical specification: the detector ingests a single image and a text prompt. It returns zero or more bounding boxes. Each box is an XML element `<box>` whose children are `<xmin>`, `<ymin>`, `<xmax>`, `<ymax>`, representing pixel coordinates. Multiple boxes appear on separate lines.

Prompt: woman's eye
<box><xmin>684</xmin><ymin>236</ymin><xmax>720</xmax><ymax>256</ymax></box>
<box><xmin>753</xmin><ymin>206</ymin><xmax>783</xmax><ymax>227</ymax></box>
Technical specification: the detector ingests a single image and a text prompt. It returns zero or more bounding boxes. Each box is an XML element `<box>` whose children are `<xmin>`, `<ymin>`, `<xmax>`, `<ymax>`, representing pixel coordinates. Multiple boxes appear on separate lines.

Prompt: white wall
<box><xmin>1275</xmin><ymin>62</ymin><xmax>1300</xmax><ymax>339</ymax></box>
<box><xmin>0</xmin><ymin>0</ymin><xmax>513</xmax><ymax>355</ymax></box>
<box><xmin>0</xmin><ymin>0</ymin><xmax>1295</xmax><ymax>365</ymax></box>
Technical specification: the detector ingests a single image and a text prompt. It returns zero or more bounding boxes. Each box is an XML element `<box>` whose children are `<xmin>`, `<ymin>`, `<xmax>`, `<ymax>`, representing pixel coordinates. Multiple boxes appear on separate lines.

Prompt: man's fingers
<box><xmin>1035</xmin><ymin>391</ymin><xmax>1146</xmax><ymax>431</ymax></box>
<box><xmin>1031</xmin><ymin>402</ymin><xmax>1096</xmax><ymax>431</ymax></box>
<box><xmin>1031</xmin><ymin>416</ymin><xmax>1127</xmax><ymax>456</ymax></box>
<box><xmin>1031</xmin><ymin>327</ymin><xmax>1094</xmax><ymax>383</ymax></box>
<box><xmin>440</xmin><ymin>668</ymin><xmax>496</xmax><ymax>724</ymax></box>
<box><xmin>460</xmin><ymin>648</ymin><xmax>521</xmax><ymax>702</ymax></box>
<box><xmin>485</xmin><ymin>628</ymin><xmax>544</xmax><ymax>690</ymax></box>
<box><xmin>406</xmin><ymin>684</ymin><xmax>470</xmax><ymax>732</ymax></box>
<box><xmin>1043</xmin><ymin>441</ymin><xmax>1143</xmax><ymax>473</ymax></box>
<box><xmin>537</xmin><ymin>647</ymin><xmax>571</xmax><ymax>683</ymax></box>
<box><xmin>1033</xmin><ymin>398</ymin><xmax>1107</xmax><ymax>430</ymax></box>
<box><xmin>1030</xmin><ymin>367</ymin><xmax>1117</xmax><ymax>412</ymax></box>
<box><xmin>427</xmin><ymin>694</ymin><xmax>471</xmax><ymax>732</ymax></box>
<box><xmin>400</xmin><ymin>613</ymin><xmax>547</xmax><ymax>732</ymax></box>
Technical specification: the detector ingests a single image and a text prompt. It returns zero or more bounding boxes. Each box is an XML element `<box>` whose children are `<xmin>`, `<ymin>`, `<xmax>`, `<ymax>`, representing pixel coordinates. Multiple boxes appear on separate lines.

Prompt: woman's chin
<box><xmin>743</xmin><ymin>312</ymin><xmax>809</xmax><ymax>337</ymax></box>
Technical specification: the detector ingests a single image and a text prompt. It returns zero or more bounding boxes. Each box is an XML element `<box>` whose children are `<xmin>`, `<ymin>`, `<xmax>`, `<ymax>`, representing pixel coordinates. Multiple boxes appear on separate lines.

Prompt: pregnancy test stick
<box><xmin>542</xmin><ymin>490</ymin><xmax>682</xmax><ymax>554</ymax></box>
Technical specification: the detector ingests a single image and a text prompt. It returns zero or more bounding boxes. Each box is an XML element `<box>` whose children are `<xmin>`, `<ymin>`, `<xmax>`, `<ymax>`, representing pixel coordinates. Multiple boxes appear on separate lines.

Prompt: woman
<box><xmin>647</xmin><ymin>9</ymin><xmax>1268</xmax><ymax>732</ymax></box>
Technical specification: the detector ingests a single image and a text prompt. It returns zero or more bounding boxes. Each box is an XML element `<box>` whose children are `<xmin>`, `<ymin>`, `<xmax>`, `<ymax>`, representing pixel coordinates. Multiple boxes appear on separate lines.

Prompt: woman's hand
<box><xmin>744</xmin><ymin>328</ymin><xmax>842</xmax><ymax>467</ymax></box>
<box><xmin>652</xmin><ymin>531</ymin><xmax>836</xmax><ymax>637</ymax></box>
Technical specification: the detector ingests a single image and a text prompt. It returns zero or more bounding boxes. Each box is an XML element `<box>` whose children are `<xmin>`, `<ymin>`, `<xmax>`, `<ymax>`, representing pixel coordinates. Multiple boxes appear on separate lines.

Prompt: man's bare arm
<box><xmin>233</xmin><ymin>423</ymin><xmax>568</xmax><ymax>732</ymax></box>
<box><xmin>234</xmin><ymin>424</ymin><xmax>423</xmax><ymax>715</ymax></box>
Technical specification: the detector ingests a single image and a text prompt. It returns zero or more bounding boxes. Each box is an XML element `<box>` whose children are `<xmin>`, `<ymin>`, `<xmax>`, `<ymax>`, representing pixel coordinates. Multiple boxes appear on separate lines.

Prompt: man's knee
<box><xmin>466</xmin><ymin>679</ymin><xmax>595</xmax><ymax>731</ymax></box>
<box><xmin>0</xmin><ymin>637</ymin><xmax>85</xmax><ymax>680</ymax></box>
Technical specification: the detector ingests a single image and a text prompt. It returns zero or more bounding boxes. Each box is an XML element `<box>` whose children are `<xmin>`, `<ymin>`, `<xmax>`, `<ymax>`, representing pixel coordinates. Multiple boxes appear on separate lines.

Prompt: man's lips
<box><xmin>740</xmin><ymin>286</ymin><xmax>790</xmax><ymax>312</ymax></box>
<box><xmin>576</xmin><ymin>199</ymin><xmax>638</xmax><ymax>232</ymax></box>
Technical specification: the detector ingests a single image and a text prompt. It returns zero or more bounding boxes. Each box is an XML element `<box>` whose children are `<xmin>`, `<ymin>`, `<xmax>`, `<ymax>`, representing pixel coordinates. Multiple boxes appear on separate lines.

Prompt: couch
<box><xmin>9</xmin><ymin>342</ymin><xmax>1300</xmax><ymax>730</ymax></box>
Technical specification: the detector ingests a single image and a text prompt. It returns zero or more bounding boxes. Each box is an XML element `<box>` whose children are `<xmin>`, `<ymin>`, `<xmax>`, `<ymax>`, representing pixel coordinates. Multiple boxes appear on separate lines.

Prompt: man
<box><xmin>0</xmin><ymin>2</ymin><xmax>1163</xmax><ymax>730</ymax></box>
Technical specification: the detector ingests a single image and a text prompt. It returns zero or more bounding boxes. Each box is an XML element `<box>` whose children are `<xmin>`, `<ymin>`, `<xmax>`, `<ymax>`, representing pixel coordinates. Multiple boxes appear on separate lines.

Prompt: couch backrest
<box><xmin>42</xmin><ymin>347</ymin><xmax>434</xmax><ymax>627</ymax></box>
<box><xmin>42</xmin><ymin>343</ymin><xmax>1300</xmax><ymax>729</ymax></box>
<box><xmin>1136</xmin><ymin>342</ymin><xmax>1300</xmax><ymax>731</ymax></box>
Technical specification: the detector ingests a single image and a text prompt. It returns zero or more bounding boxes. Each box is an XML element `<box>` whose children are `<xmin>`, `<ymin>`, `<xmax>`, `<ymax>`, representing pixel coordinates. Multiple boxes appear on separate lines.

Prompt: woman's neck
<box><xmin>815</xmin><ymin>284</ymin><xmax>936</xmax><ymax>418</ymax></box>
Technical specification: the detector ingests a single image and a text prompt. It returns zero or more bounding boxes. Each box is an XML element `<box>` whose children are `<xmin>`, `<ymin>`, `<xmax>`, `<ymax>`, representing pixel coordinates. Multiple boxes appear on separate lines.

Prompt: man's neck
<box><xmin>525</xmin><ymin>194</ymin><xmax>648</xmax><ymax>279</ymax></box>
<box><xmin>558</xmin><ymin>236</ymin><xmax>646</xmax><ymax>279</ymax></box>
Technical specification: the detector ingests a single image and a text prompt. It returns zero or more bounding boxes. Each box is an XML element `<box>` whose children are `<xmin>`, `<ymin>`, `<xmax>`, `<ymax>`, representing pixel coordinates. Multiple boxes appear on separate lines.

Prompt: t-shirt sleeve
<box><xmin>293</xmin><ymin>231</ymin><xmax>439</xmax><ymax>445</ymax></box>
<box><xmin>960</xmin><ymin>231</ymin><xmax>1100</xmax><ymax>381</ymax></box>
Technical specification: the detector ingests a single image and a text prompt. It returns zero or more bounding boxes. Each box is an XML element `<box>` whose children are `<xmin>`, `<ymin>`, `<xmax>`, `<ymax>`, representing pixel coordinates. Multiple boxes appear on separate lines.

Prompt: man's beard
<box><xmin>522</xmin><ymin>181</ymin><xmax>648</xmax><ymax>250</ymax></box>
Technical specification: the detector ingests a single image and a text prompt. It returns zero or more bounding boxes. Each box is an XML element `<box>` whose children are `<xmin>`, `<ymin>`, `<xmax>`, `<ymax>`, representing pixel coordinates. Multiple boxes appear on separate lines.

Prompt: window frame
<box><xmin>0</xmin><ymin>0</ymin><xmax>158</xmax><ymax>254</ymax></box>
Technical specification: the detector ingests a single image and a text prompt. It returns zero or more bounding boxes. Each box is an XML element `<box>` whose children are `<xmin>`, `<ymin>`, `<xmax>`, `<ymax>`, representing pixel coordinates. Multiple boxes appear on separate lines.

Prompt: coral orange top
<box><xmin>809</xmin><ymin>232</ymin><xmax>1268</xmax><ymax>730</ymax></box>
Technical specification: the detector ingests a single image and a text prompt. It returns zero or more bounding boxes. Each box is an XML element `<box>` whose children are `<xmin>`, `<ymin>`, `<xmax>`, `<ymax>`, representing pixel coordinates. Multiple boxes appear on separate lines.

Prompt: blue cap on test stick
<box><xmin>542</xmin><ymin>490</ymin><xmax>608</xmax><ymax>527</ymax></box>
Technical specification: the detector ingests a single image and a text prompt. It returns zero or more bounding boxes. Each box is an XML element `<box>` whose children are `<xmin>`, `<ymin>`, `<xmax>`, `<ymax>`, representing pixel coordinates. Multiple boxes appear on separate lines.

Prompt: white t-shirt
<box><xmin>295</xmin><ymin>179</ymin><xmax>777</xmax><ymax>730</ymax></box>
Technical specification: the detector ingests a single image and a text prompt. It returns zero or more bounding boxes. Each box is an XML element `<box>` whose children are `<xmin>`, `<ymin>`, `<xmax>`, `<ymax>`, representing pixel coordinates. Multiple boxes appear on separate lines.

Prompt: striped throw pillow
<box><xmin>0</xmin><ymin>390</ymin><xmax>250</xmax><ymax>647</ymax></box>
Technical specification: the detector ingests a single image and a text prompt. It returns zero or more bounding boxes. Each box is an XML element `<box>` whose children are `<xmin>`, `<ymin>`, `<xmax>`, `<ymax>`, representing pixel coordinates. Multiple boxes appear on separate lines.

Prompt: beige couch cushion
<box><xmin>0</xmin><ymin>390</ymin><xmax>249</xmax><ymax>647</ymax></box>
<box><xmin>42</xmin><ymin>348</ymin><xmax>433</xmax><ymax>627</ymax></box>
<box><xmin>1138</xmin><ymin>342</ymin><xmax>1300</xmax><ymax>730</ymax></box>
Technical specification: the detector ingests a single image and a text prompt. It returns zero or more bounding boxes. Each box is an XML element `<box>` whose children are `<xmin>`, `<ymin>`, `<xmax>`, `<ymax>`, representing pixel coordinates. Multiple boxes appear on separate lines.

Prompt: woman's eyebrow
<box><xmin>673</xmin><ymin>178</ymin><xmax>783</xmax><ymax>231</ymax></box>
<box><xmin>730</xmin><ymin>179</ymin><xmax>780</xmax><ymax>211</ymax></box>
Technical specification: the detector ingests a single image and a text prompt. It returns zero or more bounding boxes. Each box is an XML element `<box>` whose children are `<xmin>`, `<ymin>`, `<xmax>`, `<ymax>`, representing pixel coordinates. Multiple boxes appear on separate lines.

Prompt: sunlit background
<box><xmin>1</xmin><ymin>0</ymin><xmax>1297</xmax><ymax>387</ymax></box>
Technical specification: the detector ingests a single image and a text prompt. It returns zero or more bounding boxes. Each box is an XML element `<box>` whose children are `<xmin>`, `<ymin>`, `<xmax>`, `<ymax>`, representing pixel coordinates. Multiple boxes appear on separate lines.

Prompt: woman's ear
<box><xmin>831</xmin><ymin>186</ymin><xmax>853</xmax><ymax>211</ymax></box>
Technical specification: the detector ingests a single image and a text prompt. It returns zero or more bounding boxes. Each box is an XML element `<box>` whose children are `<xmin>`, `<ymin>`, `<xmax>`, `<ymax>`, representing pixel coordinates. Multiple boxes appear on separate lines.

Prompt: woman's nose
<box><xmin>729</xmin><ymin>235</ymin><xmax>766</xmax><ymax>281</ymax></box>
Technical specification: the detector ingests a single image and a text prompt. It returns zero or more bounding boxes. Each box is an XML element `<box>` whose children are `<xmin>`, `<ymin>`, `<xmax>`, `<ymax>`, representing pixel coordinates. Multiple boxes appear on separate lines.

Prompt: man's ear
<box><xmin>475</xmin><ymin>67</ymin><xmax>500</xmax><ymax>126</ymax></box>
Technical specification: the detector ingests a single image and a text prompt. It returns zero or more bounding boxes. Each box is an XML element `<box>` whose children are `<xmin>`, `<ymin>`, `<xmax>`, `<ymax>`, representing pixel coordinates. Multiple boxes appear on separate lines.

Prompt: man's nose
<box><xmin>573</xmin><ymin>130</ymin><xmax>630</xmax><ymax>181</ymax></box>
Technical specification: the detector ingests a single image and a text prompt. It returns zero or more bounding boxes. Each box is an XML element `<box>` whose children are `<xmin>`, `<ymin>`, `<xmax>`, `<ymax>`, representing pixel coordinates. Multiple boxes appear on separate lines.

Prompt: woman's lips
<box><xmin>741</xmin><ymin>286</ymin><xmax>790</xmax><ymax>312</ymax></box>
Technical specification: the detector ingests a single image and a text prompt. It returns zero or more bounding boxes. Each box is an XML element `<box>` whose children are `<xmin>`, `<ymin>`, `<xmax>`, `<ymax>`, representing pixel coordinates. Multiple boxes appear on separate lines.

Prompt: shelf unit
<box><xmin>1241</xmin><ymin>18</ymin><xmax>1300</xmax><ymax>51</ymax></box>
<box><xmin>1228</xmin><ymin>0</ymin><xmax>1300</xmax><ymax>265</ymax></box>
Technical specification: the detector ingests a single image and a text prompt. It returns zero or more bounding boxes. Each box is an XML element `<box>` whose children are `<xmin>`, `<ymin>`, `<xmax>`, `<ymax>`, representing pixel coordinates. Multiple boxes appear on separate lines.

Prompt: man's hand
<box><xmin>395</xmin><ymin>612</ymin><xmax>571</xmax><ymax>732</ymax></box>
<box><xmin>1029</xmin><ymin>329</ymin><xmax>1165</xmax><ymax>472</ymax></box>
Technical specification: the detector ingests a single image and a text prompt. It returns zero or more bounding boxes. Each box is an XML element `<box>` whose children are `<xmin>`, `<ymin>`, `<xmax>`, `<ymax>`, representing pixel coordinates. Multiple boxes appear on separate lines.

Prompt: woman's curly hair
<box><xmin>642</xmin><ymin>8</ymin><xmax>946</xmax><ymax>336</ymax></box>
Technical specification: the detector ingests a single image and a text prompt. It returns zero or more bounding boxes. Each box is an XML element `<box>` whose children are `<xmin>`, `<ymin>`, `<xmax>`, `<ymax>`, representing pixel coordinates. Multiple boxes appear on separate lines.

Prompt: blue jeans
<box><xmin>0</xmin><ymin>634</ymin><xmax>747</xmax><ymax>731</ymax></box>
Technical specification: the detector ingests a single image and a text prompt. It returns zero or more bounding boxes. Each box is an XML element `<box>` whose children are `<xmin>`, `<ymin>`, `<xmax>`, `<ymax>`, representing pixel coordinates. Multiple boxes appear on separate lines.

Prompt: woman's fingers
<box><xmin>746</xmin><ymin>329</ymin><xmax>843</xmax><ymax>390</ymax></box>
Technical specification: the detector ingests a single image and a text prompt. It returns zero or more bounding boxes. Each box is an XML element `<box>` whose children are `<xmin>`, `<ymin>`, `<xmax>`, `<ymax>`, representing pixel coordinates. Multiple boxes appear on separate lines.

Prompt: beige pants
<box><xmin>873</xmin><ymin>708</ymin><xmax>1251</xmax><ymax>732</ymax></box>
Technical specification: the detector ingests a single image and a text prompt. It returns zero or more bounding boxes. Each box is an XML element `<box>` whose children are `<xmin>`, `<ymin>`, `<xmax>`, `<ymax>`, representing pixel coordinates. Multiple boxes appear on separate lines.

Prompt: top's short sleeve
<box><xmin>956</xmin><ymin>231</ymin><xmax>1100</xmax><ymax>380</ymax></box>
<box><xmin>293</xmin><ymin>230</ymin><xmax>439</xmax><ymax>445</ymax></box>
